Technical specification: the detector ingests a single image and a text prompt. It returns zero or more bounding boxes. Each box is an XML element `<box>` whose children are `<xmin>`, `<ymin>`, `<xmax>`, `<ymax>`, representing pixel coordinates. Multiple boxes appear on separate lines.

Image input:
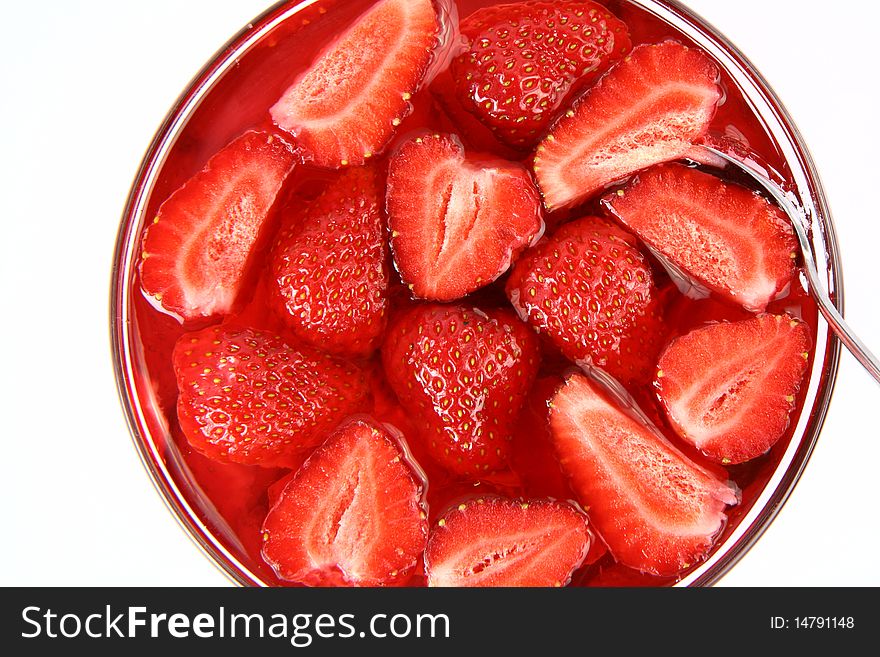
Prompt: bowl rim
<box><xmin>110</xmin><ymin>0</ymin><xmax>843</xmax><ymax>587</ymax></box>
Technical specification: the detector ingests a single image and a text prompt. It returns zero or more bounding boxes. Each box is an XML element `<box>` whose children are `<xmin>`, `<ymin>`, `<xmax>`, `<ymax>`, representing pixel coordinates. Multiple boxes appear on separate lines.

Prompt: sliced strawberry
<box><xmin>656</xmin><ymin>314</ymin><xmax>811</xmax><ymax>465</ymax></box>
<box><xmin>270</xmin><ymin>0</ymin><xmax>439</xmax><ymax>168</ymax></box>
<box><xmin>549</xmin><ymin>373</ymin><xmax>737</xmax><ymax>576</ymax></box>
<box><xmin>451</xmin><ymin>1</ymin><xmax>630</xmax><ymax>149</ymax></box>
<box><xmin>271</xmin><ymin>166</ymin><xmax>389</xmax><ymax>357</ymax></box>
<box><xmin>603</xmin><ymin>163</ymin><xmax>797</xmax><ymax>311</ymax></box>
<box><xmin>533</xmin><ymin>41</ymin><xmax>721</xmax><ymax>210</ymax></box>
<box><xmin>382</xmin><ymin>304</ymin><xmax>540</xmax><ymax>477</ymax></box>
<box><xmin>173</xmin><ymin>325</ymin><xmax>368</xmax><ymax>468</ymax></box>
<box><xmin>387</xmin><ymin>132</ymin><xmax>543</xmax><ymax>301</ymax></box>
<box><xmin>139</xmin><ymin>130</ymin><xmax>296</xmax><ymax>321</ymax></box>
<box><xmin>506</xmin><ymin>216</ymin><xmax>664</xmax><ymax>385</ymax></box>
<box><xmin>261</xmin><ymin>417</ymin><xmax>428</xmax><ymax>586</ymax></box>
<box><xmin>424</xmin><ymin>496</ymin><xmax>590</xmax><ymax>587</ymax></box>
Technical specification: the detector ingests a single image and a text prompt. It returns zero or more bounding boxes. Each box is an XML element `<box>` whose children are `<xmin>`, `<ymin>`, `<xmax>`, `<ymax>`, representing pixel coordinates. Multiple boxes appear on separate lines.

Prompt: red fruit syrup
<box><xmin>127</xmin><ymin>0</ymin><xmax>821</xmax><ymax>587</ymax></box>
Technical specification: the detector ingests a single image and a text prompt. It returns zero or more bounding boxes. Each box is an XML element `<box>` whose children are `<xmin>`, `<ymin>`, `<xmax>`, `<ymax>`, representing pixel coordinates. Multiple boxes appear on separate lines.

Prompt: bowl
<box><xmin>111</xmin><ymin>0</ymin><xmax>842</xmax><ymax>587</ymax></box>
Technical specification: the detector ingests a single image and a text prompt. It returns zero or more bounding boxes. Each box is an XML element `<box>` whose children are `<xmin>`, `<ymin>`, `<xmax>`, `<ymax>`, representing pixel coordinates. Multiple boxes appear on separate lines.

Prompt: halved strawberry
<box><xmin>271</xmin><ymin>166</ymin><xmax>388</xmax><ymax>358</ymax></box>
<box><xmin>549</xmin><ymin>373</ymin><xmax>737</xmax><ymax>576</ymax></box>
<box><xmin>451</xmin><ymin>0</ymin><xmax>631</xmax><ymax>149</ymax></box>
<box><xmin>656</xmin><ymin>314</ymin><xmax>811</xmax><ymax>465</ymax></box>
<box><xmin>139</xmin><ymin>130</ymin><xmax>296</xmax><ymax>321</ymax></box>
<box><xmin>424</xmin><ymin>496</ymin><xmax>590</xmax><ymax>587</ymax></box>
<box><xmin>533</xmin><ymin>41</ymin><xmax>721</xmax><ymax>210</ymax></box>
<box><xmin>382</xmin><ymin>304</ymin><xmax>540</xmax><ymax>477</ymax></box>
<box><xmin>506</xmin><ymin>216</ymin><xmax>664</xmax><ymax>385</ymax></box>
<box><xmin>173</xmin><ymin>325</ymin><xmax>368</xmax><ymax>468</ymax></box>
<box><xmin>270</xmin><ymin>0</ymin><xmax>440</xmax><ymax>168</ymax></box>
<box><xmin>261</xmin><ymin>417</ymin><xmax>428</xmax><ymax>586</ymax></box>
<box><xmin>387</xmin><ymin>132</ymin><xmax>543</xmax><ymax>301</ymax></box>
<box><xmin>603</xmin><ymin>163</ymin><xmax>797</xmax><ymax>311</ymax></box>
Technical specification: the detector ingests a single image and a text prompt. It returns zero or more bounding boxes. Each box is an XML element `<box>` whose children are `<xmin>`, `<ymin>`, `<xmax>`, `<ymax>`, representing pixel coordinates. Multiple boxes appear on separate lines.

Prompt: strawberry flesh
<box><xmin>506</xmin><ymin>216</ymin><xmax>664</xmax><ymax>385</ymax></box>
<box><xmin>533</xmin><ymin>40</ymin><xmax>721</xmax><ymax>210</ymax></box>
<box><xmin>425</xmin><ymin>496</ymin><xmax>590</xmax><ymax>587</ymax></box>
<box><xmin>387</xmin><ymin>132</ymin><xmax>543</xmax><ymax>301</ymax></box>
<box><xmin>261</xmin><ymin>417</ymin><xmax>429</xmax><ymax>586</ymax></box>
<box><xmin>604</xmin><ymin>162</ymin><xmax>797</xmax><ymax>311</ymax></box>
<box><xmin>656</xmin><ymin>314</ymin><xmax>811</xmax><ymax>465</ymax></box>
<box><xmin>382</xmin><ymin>304</ymin><xmax>540</xmax><ymax>477</ymax></box>
<box><xmin>451</xmin><ymin>1</ymin><xmax>631</xmax><ymax>149</ymax></box>
<box><xmin>139</xmin><ymin>130</ymin><xmax>296</xmax><ymax>321</ymax></box>
<box><xmin>270</xmin><ymin>0</ymin><xmax>440</xmax><ymax>168</ymax></box>
<box><xmin>173</xmin><ymin>325</ymin><xmax>368</xmax><ymax>468</ymax></box>
<box><xmin>549</xmin><ymin>373</ymin><xmax>737</xmax><ymax>576</ymax></box>
<box><xmin>271</xmin><ymin>166</ymin><xmax>389</xmax><ymax>358</ymax></box>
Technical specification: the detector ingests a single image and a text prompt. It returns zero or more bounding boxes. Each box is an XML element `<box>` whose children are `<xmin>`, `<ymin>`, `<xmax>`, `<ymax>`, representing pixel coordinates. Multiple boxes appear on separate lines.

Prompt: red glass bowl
<box><xmin>110</xmin><ymin>0</ymin><xmax>843</xmax><ymax>587</ymax></box>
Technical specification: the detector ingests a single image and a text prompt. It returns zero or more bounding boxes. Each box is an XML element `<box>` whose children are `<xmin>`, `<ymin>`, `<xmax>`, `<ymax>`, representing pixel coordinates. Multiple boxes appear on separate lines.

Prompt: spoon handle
<box><xmin>703</xmin><ymin>146</ymin><xmax>880</xmax><ymax>385</ymax></box>
<box><xmin>813</xmin><ymin>290</ymin><xmax>880</xmax><ymax>383</ymax></box>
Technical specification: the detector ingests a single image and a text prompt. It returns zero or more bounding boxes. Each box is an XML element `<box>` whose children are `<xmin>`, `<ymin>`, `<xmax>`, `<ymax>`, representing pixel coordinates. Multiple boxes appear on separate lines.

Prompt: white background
<box><xmin>1</xmin><ymin>0</ymin><xmax>877</xmax><ymax>587</ymax></box>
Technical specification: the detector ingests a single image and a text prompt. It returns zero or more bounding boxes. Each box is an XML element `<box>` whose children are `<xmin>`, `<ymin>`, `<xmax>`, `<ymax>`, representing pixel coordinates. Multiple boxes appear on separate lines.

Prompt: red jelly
<box><xmin>114</xmin><ymin>0</ymin><xmax>837</xmax><ymax>587</ymax></box>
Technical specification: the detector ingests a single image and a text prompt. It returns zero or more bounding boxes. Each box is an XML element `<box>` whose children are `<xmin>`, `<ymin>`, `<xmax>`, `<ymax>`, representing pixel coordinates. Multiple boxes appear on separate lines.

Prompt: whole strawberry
<box><xmin>506</xmin><ymin>216</ymin><xmax>665</xmax><ymax>385</ymax></box>
<box><xmin>450</xmin><ymin>1</ymin><xmax>630</xmax><ymax>149</ymax></box>
<box><xmin>382</xmin><ymin>304</ymin><xmax>539</xmax><ymax>477</ymax></box>
<box><xmin>173</xmin><ymin>325</ymin><xmax>368</xmax><ymax>468</ymax></box>
<box><xmin>271</xmin><ymin>166</ymin><xmax>388</xmax><ymax>358</ymax></box>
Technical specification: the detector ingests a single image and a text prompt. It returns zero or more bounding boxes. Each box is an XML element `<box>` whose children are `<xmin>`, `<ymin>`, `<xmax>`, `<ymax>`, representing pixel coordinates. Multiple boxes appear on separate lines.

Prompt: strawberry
<box><xmin>533</xmin><ymin>41</ymin><xmax>721</xmax><ymax>210</ymax></box>
<box><xmin>139</xmin><ymin>130</ymin><xmax>296</xmax><ymax>321</ymax></box>
<box><xmin>271</xmin><ymin>166</ymin><xmax>389</xmax><ymax>358</ymax></box>
<box><xmin>270</xmin><ymin>0</ymin><xmax>440</xmax><ymax>168</ymax></box>
<box><xmin>506</xmin><ymin>216</ymin><xmax>664</xmax><ymax>385</ymax></box>
<box><xmin>261</xmin><ymin>417</ymin><xmax>429</xmax><ymax>586</ymax></box>
<box><xmin>603</xmin><ymin>163</ymin><xmax>798</xmax><ymax>311</ymax></box>
<box><xmin>450</xmin><ymin>1</ymin><xmax>631</xmax><ymax>149</ymax></box>
<box><xmin>549</xmin><ymin>372</ymin><xmax>738</xmax><ymax>576</ymax></box>
<box><xmin>382</xmin><ymin>304</ymin><xmax>540</xmax><ymax>477</ymax></box>
<box><xmin>173</xmin><ymin>325</ymin><xmax>368</xmax><ymax>468</ymax></box>
<box><xmin>431</xmin><ymin>68</ymin><xmax>524</xmax><ymax>158</ymax></box>
<box><xmin>656</xmin><ymin>314</ymin><xmax>811</xmax><ymax>465</ymax></box>
<box><xmin>387</xmin><ymin>132</ymin><xmax>543</xmax><ymax>301</ymax></box>
<box><xmin>424</xmin><ymin>496</ymin><xmax>590</xmax><ymax>587</ymax></box>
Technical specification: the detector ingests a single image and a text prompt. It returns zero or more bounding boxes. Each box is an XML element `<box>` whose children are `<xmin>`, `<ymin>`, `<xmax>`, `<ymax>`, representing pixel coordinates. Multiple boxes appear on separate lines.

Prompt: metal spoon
<box><xmin>702</xmin><ymin>145</ymin><xmax>880</xmax><ymax>385</ymax></box>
